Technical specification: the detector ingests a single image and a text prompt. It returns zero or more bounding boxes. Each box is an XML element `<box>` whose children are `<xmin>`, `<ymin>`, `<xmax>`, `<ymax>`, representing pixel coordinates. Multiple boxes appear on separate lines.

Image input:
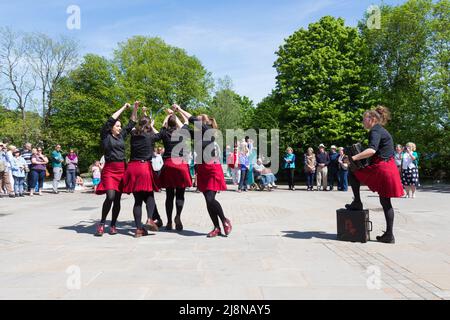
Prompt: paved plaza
<box><xmin>0</xmin><ymin>184</ymin><xmax>449</xmax><ymax>300</ymax></box>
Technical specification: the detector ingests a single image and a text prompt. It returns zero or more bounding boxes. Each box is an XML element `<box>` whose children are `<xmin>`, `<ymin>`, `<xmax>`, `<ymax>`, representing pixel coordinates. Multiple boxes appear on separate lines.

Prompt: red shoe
<box><xmin>207</xmin><ymin>228</ymin><xmax>221</xmax><ymax>238</ymax></box>
<box><xmin>95</xmin><ymin>224</ymin><xmax>104</xmax><ymax>237</ymax></box>
<box><xmin>109</xmin><ymin>226</ymin><xmax>118</xmax><ymax>235</ymax></box>
<box><xmin>145</xmin><ymin>219</ymin><xmax>159</xmax><ymax>232</ymax></box>
<box><xmin>223</xmin><ymin>219</ymin><xmax>232</xmax><ymax>236</ymax></box>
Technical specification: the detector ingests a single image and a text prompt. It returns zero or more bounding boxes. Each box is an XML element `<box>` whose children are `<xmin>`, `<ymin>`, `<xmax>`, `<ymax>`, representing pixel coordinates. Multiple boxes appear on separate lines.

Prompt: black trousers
<box><xmin>285</xmin><ymin>168</ymin><xmax>295</xmax><ymax>189</ymax></box>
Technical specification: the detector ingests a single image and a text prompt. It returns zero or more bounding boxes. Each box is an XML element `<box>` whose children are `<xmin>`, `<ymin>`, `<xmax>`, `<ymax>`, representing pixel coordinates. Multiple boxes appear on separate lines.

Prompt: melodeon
<box><xmin>344</xmin><ymin>143</ymin><xmax>370</xmax><ymax>172</ymax></box>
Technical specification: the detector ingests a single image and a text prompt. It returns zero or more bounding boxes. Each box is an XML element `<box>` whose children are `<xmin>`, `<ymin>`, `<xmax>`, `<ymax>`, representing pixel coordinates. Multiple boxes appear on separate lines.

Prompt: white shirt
<box><xmin>402</xmin><ymin>153</ymin><xmax>416</xmax><ymax>170</ymax></box>
<box><xmin>152</xmin><ymin>154</ymin><xmax>164</xmax><ymax>171</ymax></box>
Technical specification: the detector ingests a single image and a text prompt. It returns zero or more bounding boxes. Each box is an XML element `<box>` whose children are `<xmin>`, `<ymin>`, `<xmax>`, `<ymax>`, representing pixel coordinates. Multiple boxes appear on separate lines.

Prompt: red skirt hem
<box><xmin>158</xmin><ymin>157</ymin><xmax>192</xmax><ymax>189</ymax></box>
<box><xmin>95</xmin><ymin>162</ymin><xmax>126</xmax><ymax>195</ymax></box>
<box><xmin>354</xmin><ymin>156</ymin><xmax>404</xmax><ymax>198</ymax></box>
<box><xmin>196</xmin><ymin>163</ymin><xmax>227</xmax><ymax>192</ymax></box>
<box><xmin>122</xmin><ymin>161</ymin><xmax>159</xmax><ymax>194</ymax></box>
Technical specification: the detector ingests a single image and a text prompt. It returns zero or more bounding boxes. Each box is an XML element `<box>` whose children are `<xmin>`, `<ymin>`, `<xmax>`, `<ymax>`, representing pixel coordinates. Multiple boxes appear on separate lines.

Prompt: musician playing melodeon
<box><xmin>345</xmin><ymin>106</ymin><xmax>404</xmax><ymax>244</ymax></box>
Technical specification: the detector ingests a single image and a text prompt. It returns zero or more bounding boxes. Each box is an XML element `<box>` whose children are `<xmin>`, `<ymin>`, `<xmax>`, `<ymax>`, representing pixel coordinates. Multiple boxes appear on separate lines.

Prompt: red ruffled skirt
<box><xmin>196</xmin><ymin>162</ymin><xmax>227</xmax><ymax>192</ymax></box>
<box><xmin>354</xmin><ymin>156</ymin><xmax>404</xmax><ymax>198</ymax></box>
<box><xmin>158</xmin><ymin>157</ymin><xmax>192</xmax><ymax>189</ymax></box>
<box><xmin>95</xmin><ymin>162</ymin><xmax>125</xmax><ymax>195</ymax></box>
<box><xmin>122</xmin><ymin>161</ymin><xmax>159</xmax><ymax>194</ymax></box>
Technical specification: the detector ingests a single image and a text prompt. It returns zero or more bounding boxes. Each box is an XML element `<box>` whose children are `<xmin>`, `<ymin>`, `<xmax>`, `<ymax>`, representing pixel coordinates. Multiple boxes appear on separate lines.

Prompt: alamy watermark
<box><xmin>67</xmin><ymin>5</ymin><xmax>81</xmax><ymax>30</ymax></box>
<box><xmin>367</xmin><ymin>5</ymin><xmax>381</xmax><ymax>30</ymax></box>
<box><xmin>66</xmin><ymin>265</ymin><xmax>81</xmax><ymax>290</ymax></box>
<box><xmin>366</xmin><ymin>265</ymin><xmax>382</xmax><ymax>290</ymax></box>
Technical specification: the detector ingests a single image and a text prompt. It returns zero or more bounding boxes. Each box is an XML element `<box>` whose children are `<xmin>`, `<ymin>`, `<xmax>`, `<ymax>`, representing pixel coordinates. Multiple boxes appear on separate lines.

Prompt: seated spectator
<box><xmin>254</xmin><ymin>158</ymin><xmax>277</xmax><ymax>190</ymax></box>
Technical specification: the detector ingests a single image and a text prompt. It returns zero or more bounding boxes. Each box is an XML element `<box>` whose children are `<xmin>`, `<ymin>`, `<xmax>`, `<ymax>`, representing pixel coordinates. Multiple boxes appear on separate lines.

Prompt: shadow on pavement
<box><xmin>60</xmin><ymin>220</ymin><xmax>136</xmax><ymax>237</ymax></box>
<box><xmin>282</xmin><ymin>230</ymin><xmax>337</xmax><ymax>240</ymax></box>
<box><xmin>59</xmin><ymin>220</ymin><xmax>207</xmax><ymax>237</ymax></box>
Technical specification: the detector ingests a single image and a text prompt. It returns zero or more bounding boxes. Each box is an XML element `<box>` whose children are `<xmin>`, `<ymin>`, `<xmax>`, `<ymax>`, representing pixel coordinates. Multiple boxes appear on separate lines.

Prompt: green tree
<box><xmin>114</xmin><ymin>36</ymin><xmax>213</xmax><ymax>111</ymax></box>
<box><xmin>274</xmin><ymin>16</ymin><xmax>374</xmax><ymax>153</ymax></box>
<box><xmin>361</xmin><ymin>0</ymin><xmax>449</xmax><ymax>178</ymax></box>
<box><xmin>49</xmin><ymin>54</ymin><xmax>124</xmax><ymax>171</ymax></box>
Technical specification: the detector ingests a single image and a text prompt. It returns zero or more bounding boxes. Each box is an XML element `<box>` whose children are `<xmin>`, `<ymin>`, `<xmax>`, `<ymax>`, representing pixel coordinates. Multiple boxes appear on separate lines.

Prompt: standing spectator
<box><xmin>394</xmin><ymin>144</ymin><xmax>403</xmax><ymax>174</ymax></box>
<box><xmin>228</xmin><ymin>142</ymin><xmax>240</xmax><ymax>185</ymax></box>
<box><xmin>7</xmin><ymin>145</ymin><xmax>16</xmax><ymax>191</ymax></box>
<box><xmin>225</xmin><ymin>145</ymin><xmax>232</xmax><ymax>178</ymax></box>
<box><xmin>328</xmin><ymin>145</ymin><xmax>340</xmax><ymax>191</ymax></box>
<box><xmin>238</xmin><ymin>143</ymin><xmax>249</xmax><ymax>192</ymax></box>
<box><xmin>401</xmin><ymin>142</ymin><xmax>419</xmax><ymax>198</ymax></box>
<box><xmin>30</xmin><ymin>147</ymin><xmax>48</xmax><ymax>196</ymax></box>
<box><xmin>21</xmin><ymin>143</ymin><xmax>33</xmax><ymax>191</ymax></box>
<box><xmin>91</xmin><ymin>160</ymin><xmax>102</xmax><ymax>193</ymax></box>
<box><xmin>304</xmin><ymin>147</ymin><xmax>316</xmax><ymax>191</ymax></box>
<box><xmin>337</xmin><ymin>147</ymin><xmax>349</xmax><ymax>191</ymax></box>
<box><xmin>151</xmin><ymin>147</ymin><xmax>164</xmax><ymax>177</ymax></box>
<box><xmin>246</xmin><ymin>138</ymin><xmax>256</xmax><ymax>188</ymax></box>
<box><xmin>65</xmin><ymin>149</ymin><xmax>78</xmax><ymax>193</ymax></box>
<box><xmin>316</xmin><ymin>144</ymin><xmax>330</xmax><ymax>191</ymax></box>
<box><xmin>51</xmin><ymin>144</ymin><xmax>64</xmax><ymax>194</ymax></box>
<box><xmin>0</xmin><ymin>142</ymin><xmax>15</xmax><ymax>197</ymax></box>
<box><xmin>11</xmin><ymin>149</ymin><xmax>27</xmax><ymax>197</ymax></box>
<box><xmin>412</xmin><ymin>143</ymin><xmax>420</xmax><ymax>188</ymax></box>
<box><xmin>283</xmin><ymin>147</ymin><xmax>296</xmax><ymax>190</ymax></box>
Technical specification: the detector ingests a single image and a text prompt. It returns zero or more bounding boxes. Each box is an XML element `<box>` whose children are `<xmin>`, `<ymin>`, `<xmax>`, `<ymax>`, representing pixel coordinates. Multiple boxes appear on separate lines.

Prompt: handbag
<box><xmin>45</xmin><ymin>168</ymin><xmax>50</xmax><ymax>177</ymax></box>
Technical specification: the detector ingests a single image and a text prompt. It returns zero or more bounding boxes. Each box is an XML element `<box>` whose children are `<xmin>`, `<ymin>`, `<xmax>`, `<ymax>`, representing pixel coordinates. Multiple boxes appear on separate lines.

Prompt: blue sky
<box><xmin>0</xmin><ymin>0</ymin><xmax>405</xmax><ymax>104</ymax></box>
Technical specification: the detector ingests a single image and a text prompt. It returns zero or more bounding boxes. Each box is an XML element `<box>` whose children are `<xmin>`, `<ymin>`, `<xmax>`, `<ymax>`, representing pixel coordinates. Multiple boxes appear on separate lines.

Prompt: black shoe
<box><xmin>376</xmin><ymin>232</ymin><xmax>395</xmax><ymax>244</ymax></box>
<box><xmin>174</xmin><ymin>215</ymin><xmax>183</xmax><ymax>231</ymax></box>
<box><xmin>154</xmin><ymin>219</ymin><xmax>163</xmax><ymax>228</ymax></box>
<box><xmin>345</xmin><ymin>201</ymin><xmax>363</xmax><ymax>210</ymax></box>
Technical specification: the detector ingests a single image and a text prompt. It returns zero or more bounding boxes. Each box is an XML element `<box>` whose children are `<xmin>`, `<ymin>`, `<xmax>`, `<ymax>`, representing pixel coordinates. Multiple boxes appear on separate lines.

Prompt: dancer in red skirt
<box><xmin>122</xmin><ymin>102</ymin><xmax>163</xmax><ymax>237</ymax></box>
<box><xmin>154</xmin><ymin>109</ymin><xmax>192</xmax><ymax>231</ymax></box>
<box><xmin>345</xmin><ymin>106</ymin><xmax>404</xmax><ymax>244</ymax></box>
<box><xmin>95</xmin><ymin>102</ymin><xmax>137</xmax><ymax>236</ymax></box>
<box><xmin>173</xmin><ymin>104</ymin><xmax>231</xmax><ymax>238</ymax></box>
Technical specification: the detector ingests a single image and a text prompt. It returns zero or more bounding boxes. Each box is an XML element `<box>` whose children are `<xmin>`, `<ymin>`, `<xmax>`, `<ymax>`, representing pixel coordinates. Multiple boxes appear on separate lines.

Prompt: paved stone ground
<box><xmin>0</xmin><ymin>184</ymin><xmax>449</xmax><ymax>300</ymax></box>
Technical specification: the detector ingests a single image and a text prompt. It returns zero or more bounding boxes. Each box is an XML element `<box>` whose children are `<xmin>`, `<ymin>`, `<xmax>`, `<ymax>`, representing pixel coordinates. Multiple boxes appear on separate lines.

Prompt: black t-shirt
<box><xmin>188</xmin><ymin>116</ymin><xmax>217</xmax><ymax>162</ymax></box>
<box><xmin>101</xmin><ymin>117</ymin><xmax>136</xmax><ymax>162</ymax></box>
<box><xmin>130</xmin><ymin>131</ymin><xmax>158</xmax><ymax>161</ymax></box>
<box><xmin>154</xmin><ymin>125</ymin><xmax>190</xmax><ymax>159</ymax></box>
<box><xmin>368</xmin><ymin>124</ymin><xmax>394</xmax><ymax>160</ymax></box>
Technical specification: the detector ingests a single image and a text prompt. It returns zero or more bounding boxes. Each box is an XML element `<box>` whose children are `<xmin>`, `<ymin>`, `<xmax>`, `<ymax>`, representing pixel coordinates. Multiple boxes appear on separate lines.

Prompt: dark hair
<box><xmin>167</xmin><ymin>115</ymin><xmax>177</xmax><ymax>130</ymax></box>
<box><xmin>134</xmin><ymin>117</ymin><xmax>152</xmax><ymax>135</ymax></box>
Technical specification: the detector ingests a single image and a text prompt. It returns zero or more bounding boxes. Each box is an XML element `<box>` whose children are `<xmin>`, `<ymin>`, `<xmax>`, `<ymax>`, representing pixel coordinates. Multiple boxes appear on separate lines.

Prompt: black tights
<box><xmin>349</xmin><ymin>172</ymin><xmax>395</xmax><ymax>235</ymax></box>
<box><xmin>203</xmin><ymin>191</ymin><xmax>226</xmax><ymax>229</ymax></box>
<box><xmin>101</xmin><ymin>190</ymin><xmax>122</xmax><ymax>226</ymax></box>
<box><xmin>165</xmin><ymin>188</ymin><xmax>185</xmax><ymax>222</ymax></box>
<box><xmin>132</xmin><ymin>192</ymin><xmax>156</xmax><ymax>229</ymax></box>
<box><xmin>349</xmin><ymin>171</ymin><xmax>361</xmax><ymax>203</ymax></box>
<box><xmin>380</xmin><ymin>197</ymin><xmax>394</xmax><ymax>236</ymax></box>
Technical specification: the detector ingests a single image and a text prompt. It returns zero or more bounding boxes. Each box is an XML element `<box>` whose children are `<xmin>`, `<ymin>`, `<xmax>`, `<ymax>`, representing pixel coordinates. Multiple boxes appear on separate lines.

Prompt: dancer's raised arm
<box><xmin>172</xmin><ymin>104</ymin><xmax>193</xmax><ymax>120</ymax></box>
<box><xmin>112</xmin><ymin>103</ymin><xmax>130</xmax><ymax>120</ymax></box>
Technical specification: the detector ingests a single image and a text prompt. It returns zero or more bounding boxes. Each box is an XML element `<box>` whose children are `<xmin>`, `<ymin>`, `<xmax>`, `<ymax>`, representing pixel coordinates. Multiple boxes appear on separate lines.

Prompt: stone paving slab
<box><xmin>0</xmin><ymin>185</ymin><xmax>449</xmax><ymax>300</ymax></box>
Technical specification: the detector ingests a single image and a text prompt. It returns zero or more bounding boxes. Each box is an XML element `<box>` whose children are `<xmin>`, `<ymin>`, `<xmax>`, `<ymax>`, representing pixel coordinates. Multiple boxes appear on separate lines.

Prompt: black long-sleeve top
<box><xmin>316</xmin><ymin>151</ymin><xmax>330</xmax><ymax>166</ymax></box>
<box><xmin>188</xmin><ymin>116</ymin><xmax>217</xmax><ymax>162</ymax></box>
<box><xmin>368</xmin><ymin>124</ymin><xmax>394</xmax><ymax>160</ymax></box>
<box><xmin>100</xmin><ymin>117</ymin><xmax>136</xmax><ymax>162</ymax></box>
<box><xmin>130</xmin><ymin>131</ymin><xmax>158</xmax><ymax>161</ymax></box>
<box><xmin>154</xmin><ymin>125</ymin><xmax>190</xmax><ymax>159</ymax></box>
